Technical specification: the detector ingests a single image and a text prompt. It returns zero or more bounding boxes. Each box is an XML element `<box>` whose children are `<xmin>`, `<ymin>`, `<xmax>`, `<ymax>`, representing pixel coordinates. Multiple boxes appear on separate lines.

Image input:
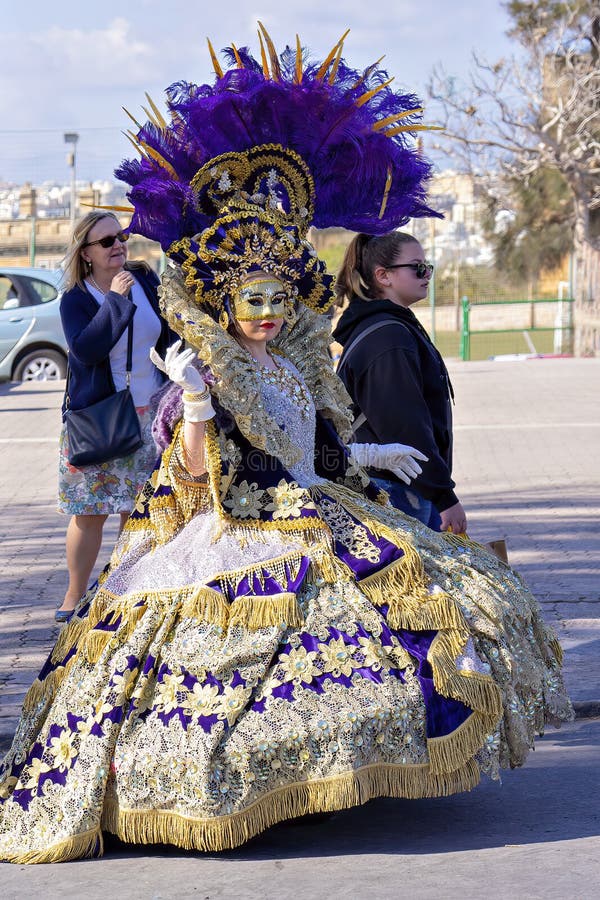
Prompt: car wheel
<box><xmin>13</xmin><ymin>349</ymin><xmax>67</xmax><ymax>382</ymax></box>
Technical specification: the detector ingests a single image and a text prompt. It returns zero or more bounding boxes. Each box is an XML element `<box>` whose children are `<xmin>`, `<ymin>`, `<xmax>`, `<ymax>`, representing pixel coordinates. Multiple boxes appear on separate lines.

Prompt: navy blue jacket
<box><xmin>60</xmin><ymin>266</ymin><xmax>176</xmax><ymax>416</ymax></box>
<box><xmin>332</xmin><ymin>297</ymin><xmax>458</xmax><ymax>513</ymax></box>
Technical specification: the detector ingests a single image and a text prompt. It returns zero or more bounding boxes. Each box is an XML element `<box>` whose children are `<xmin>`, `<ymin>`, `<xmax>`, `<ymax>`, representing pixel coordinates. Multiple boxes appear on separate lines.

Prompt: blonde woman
<box><xmin>56</xmin><ymin>212</ymin><xmax>175</xmax><ymax>622</ymax></box>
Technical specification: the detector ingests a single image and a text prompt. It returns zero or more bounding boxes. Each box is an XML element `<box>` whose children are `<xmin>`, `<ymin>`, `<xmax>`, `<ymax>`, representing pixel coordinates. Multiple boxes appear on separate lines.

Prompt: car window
<box><xmin>23</xmin><ymin>276</ymin><xmax>58</xmax><ymax>305</ymax></box>
<box><xmin>0</xmin><ymin>276</ymin><xmax>21</xmax><ymax>309</ymax></box>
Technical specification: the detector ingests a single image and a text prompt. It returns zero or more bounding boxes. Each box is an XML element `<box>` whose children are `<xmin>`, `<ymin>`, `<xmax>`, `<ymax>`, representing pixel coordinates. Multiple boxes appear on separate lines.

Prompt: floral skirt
<box><xmin>0</xmin><ymin>479</ymin><xmax>572</xmax><ymax>864</ymax></box>
<box><xmin>58</xmin><ymin>408</ymin><xmax>158</xmax><ymax>516</ymax></box>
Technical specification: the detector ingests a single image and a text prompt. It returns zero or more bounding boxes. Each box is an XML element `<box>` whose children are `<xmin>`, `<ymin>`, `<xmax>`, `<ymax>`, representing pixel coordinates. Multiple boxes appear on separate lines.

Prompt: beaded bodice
<box><xmin>258</xmin><ymin>355</ymin><xmax>322</xmax><ymax>487</ymax></box>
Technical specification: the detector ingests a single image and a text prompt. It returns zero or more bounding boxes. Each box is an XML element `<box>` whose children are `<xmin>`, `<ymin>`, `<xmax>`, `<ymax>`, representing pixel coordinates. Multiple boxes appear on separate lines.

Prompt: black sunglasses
<box><xmin>83</xmin><ymin>230</ymin><xmax>129</xmax><ymax>249</ymax></box>
<box><xmin>386</xmin><ymin>262</ymin><xmax>434</xmax><ymax>278</ymax></box>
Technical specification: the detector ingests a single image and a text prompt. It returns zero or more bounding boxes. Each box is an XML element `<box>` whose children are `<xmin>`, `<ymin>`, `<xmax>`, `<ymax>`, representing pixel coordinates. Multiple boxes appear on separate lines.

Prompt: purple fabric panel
<box><xmin>208</xmin><ymin>556</ymin><xmax>310</xmax><ymax>602</ymax></box>
<box><xmin>141</xmin><ymin>654</ymin><xmax>157</xmax><ymax>677</ymax></box>
<box><xmin>395</xmin><ymin>628</ymin><xmax>472</xmax><ymax>738</ymax></box>
<box><xmin>315</xmin><ymin>490</ymin><xmax>404</xmax><ymax>580</ymax></box>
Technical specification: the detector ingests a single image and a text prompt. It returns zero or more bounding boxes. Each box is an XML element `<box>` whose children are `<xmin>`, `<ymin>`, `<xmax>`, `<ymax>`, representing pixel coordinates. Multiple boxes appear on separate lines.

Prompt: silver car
<box><xmin>0</xmin><ymin>267</ymin><xmax>67</xmax><ymax>381</ymax></box>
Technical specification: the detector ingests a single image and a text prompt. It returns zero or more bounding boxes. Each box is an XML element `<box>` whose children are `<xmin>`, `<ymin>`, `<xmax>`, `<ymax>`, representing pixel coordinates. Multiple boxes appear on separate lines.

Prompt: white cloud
<box><xmin>0</xmin><ymin>18</ymin><xmax>158</xmax><ymax>131</ymax></box>
<box><xmin>30</xmin><ymin>18</ymin><xmax>154</xmax><ymax>88</ymax></box>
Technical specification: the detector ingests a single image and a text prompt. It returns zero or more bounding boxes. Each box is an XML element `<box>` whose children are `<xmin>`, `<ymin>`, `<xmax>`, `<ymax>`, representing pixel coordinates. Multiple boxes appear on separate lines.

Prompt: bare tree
<box><xmin>428</xmin><ymin>1</ymin><xmax>600</xmax><ymax>354</ymax></box>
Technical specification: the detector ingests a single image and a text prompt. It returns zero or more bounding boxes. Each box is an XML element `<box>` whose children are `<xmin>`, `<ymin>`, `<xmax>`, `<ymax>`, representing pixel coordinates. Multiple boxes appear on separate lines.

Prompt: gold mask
<box><xmin>233</xmin><ymin>278</ymin><xmax>287</xmax><ymax>321</ymax></box>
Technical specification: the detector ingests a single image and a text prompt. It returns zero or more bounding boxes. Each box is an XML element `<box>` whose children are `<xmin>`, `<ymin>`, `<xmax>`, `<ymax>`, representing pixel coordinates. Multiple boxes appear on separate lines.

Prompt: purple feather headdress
<box><xmin>114</xmin><ymin>26</ymin><xmax>441</xmax><ymax>316</ymax></box>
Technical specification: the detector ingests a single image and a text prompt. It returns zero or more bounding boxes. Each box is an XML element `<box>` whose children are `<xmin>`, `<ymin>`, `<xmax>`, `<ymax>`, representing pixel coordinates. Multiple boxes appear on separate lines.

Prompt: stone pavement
<box><xmin>449</xmin><ymin>358</ymin><xmax>600</xmax><ymax>712</ymax></box>
<box><xmin>0</xmin><ymin>359</ymin><xmax>599</xmax><ymax>746</ymax></box>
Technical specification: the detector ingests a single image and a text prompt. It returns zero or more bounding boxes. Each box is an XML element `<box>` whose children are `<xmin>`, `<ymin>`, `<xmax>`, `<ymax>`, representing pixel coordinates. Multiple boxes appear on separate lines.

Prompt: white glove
<box><xmin>150</xmin><ymin>340</ymin><xmax>215</xmax><ymax>423</ymax></box>
<box><xmin>349</xmin><ymin>442</ymin><xmax>428</xmax><ymax>485</ymax></box>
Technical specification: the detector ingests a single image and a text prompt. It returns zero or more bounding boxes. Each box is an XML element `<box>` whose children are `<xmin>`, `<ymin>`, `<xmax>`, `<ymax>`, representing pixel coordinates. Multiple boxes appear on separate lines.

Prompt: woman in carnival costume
<box><xmin>0</xmin><ymin>27</ymin><xmax>571</xmax><ymax>863</ymax></box>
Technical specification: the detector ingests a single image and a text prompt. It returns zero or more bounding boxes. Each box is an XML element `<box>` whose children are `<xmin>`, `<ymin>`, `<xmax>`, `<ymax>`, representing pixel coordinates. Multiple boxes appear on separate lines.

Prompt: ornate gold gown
<box><xmin>0</xmin><ymin>352</ymin><xmax>572</xmax><ymax>864</ymax></box>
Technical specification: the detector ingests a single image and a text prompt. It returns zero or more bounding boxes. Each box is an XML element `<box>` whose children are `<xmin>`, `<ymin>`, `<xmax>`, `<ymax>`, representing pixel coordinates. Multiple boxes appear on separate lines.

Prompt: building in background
<box><xmin>0</xmin><ymin>181</ymin><xmax>161</xmax><ymax>270</ymax></box>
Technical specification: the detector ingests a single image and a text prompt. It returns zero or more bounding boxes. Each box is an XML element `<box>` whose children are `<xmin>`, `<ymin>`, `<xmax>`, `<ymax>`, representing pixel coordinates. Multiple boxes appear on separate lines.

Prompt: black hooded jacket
<box><xmin>332</xmin><ymin>296</ymin><xmax>458</xmax><ymax>513</ymax></box>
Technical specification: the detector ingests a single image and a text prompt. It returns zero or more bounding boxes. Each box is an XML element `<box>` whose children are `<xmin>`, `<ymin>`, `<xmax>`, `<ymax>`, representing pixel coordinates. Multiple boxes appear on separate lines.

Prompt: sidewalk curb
<box><xmin>573</xmin><ymin>700</ymin><xmax>600</xmax><ymax>719</ymax></box>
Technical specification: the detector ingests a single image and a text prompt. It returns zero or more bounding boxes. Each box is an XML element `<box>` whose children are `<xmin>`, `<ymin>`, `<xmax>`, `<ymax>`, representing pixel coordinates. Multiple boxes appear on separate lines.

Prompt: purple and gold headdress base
<box><xmin>168</xmin><ymin>144</ymin><xmax>334</xmax><ymax>316</ymax></box>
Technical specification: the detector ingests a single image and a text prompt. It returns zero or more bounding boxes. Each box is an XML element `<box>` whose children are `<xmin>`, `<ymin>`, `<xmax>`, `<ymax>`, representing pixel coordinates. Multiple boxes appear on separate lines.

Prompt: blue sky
<box><xmin>1</xmin><ymin>0</ymin><xmax>517</xmax><ymax>184</ymax></box>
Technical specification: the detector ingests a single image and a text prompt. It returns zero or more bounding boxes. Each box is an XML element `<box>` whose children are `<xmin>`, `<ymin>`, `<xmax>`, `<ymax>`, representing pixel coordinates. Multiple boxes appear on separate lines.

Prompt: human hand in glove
<box><xmin>150</xmin><ymin>340</ymin><xmax>214</xmax><ymax>422</ymax></box>
<box><xmin>150</xmin><ymin>340</ymin><xmax>206</xmax><ymax>392</ymax></box>
<box><xmin>348</xmin><ymin>442</ymin><xmax>428</xmax><ymax>485</ymax></box>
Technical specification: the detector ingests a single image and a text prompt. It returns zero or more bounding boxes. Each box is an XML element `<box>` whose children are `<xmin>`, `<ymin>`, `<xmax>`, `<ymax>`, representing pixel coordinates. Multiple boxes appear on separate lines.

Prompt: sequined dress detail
<box><xmin>0</xmin><ymin>358</ymin><xmax>572</xmax><ymax>864</ymax></box>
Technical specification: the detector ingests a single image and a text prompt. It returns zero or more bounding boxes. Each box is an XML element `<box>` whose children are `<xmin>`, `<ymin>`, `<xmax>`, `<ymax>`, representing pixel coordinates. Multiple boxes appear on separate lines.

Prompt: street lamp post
<box><xmin>64</xmin><ymin>132</ymin><xmax>79</xmax><ymax>230</ymax></box>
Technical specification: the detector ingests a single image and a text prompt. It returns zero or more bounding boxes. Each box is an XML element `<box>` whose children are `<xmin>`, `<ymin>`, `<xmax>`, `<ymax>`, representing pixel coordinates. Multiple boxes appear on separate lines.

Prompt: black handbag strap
<box><xmin>65</xmin><ymin>317</ymin><xmax>133</xmax><ymax>410</ymax></box>
<box><xmin>336</xmin><ymin>318</ymin><xmax>397</xmax><ymax>377</ymax></box>
<box><xmin>336</xmin><ymin>318</ymin><xmax>397</xmax><ymax>439</ymax></box>
<box><xmin>125</xmin><ymin>317</ymin><xmax>134</xmax><ymax>386</ymax></box>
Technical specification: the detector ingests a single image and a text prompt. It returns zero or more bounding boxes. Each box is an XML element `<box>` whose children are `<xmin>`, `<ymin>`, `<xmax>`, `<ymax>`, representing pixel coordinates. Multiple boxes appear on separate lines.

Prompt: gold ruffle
<box><xmin>1</xmin><ymin>826</ymin><xmax>102</xmax><ymax>866</ymax></box>
<box><xmin>100</xmin><ymin>757</ymin><xmax>480</xmax><ymax>855</ymax></box>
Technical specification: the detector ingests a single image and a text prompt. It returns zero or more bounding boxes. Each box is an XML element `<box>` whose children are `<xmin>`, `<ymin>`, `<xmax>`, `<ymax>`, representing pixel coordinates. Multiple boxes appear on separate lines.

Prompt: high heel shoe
<box><xmin>54</xmin><ymin>607</ymin><xmax>75</xmax><ymax>624</ymax></box>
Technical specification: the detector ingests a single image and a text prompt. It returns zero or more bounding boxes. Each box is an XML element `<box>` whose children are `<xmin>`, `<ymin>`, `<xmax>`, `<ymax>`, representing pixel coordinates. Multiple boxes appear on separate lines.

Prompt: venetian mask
<box><xmin>233</xmin><ymin>277</ymin><xmax>287</xmax><ymax>321</ymax></box>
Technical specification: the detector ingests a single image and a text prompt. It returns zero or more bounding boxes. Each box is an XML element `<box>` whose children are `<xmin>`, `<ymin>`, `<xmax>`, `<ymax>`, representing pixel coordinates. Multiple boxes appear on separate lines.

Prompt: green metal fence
<box><xmin>459</xmin><ymin>296</ymin><xmax>575</xmax><ymax>361</ymax></box>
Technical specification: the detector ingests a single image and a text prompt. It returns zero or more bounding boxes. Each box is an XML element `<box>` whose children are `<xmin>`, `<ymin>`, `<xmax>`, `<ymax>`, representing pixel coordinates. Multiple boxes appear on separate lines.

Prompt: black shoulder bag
<box><xmin>64</xmin><ymin>321</ymin><xmax>143</xmax><ymax>466</ymax></box>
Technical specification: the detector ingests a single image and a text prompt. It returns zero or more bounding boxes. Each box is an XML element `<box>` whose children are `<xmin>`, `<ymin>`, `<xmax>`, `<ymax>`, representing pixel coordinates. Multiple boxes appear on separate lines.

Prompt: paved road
<box><xmin>449</xmin><ymin>358</ymin><xmax>600</xmax><ymax>709</ymax></box>
<box><xmin>1</xmin><ymin>358</ymin><xmax>599</xmax><ymax>896</ymax></box>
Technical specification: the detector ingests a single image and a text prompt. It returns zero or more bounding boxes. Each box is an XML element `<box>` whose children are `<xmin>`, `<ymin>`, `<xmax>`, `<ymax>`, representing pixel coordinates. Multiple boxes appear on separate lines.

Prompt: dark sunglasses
<box><xmin>387</xmin><ymin>262</ymin><xmax>434</xmax><ymax>278</ymax></box>
<box><xmin>83</xmin><ymin>230</ymin><xmax>129</xmax><ymax>249</ymax></box>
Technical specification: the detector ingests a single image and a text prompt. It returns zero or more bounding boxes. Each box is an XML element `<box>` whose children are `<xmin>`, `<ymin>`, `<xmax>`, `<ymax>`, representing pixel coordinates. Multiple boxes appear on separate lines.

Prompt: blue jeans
<box><xmin>371</xmin><ymin>477</ymin><xmax>442</xmax><ymax>532</ymax></box>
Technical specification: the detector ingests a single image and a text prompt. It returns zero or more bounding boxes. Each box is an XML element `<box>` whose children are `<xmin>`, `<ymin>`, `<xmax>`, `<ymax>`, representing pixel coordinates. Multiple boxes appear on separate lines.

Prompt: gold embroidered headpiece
<box><xmin>167</xmin><ymin>145</ymin><xmax>333</xmax><ymax>318</ymax></box>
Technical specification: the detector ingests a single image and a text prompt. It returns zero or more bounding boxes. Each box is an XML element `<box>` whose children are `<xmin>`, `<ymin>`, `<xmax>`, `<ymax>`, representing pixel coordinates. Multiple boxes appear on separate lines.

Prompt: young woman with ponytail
<box><xmin>333</xmin><ymin>231</ymin><xmax>467</xmax><ymax>534</ymax></box>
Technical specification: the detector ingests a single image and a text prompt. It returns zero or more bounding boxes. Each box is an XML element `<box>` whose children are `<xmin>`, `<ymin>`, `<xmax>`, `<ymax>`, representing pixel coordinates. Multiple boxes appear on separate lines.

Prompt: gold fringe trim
<box><xmin>428</xmin><ymin>710</ymin><xmax>497</xmax><ymax>776</ymax></box>
<box><xmin>229</xmin><ymin>593</ymin><xmax>303</xmax><ymax>630</ymax></box>
<box><xmin>386</xmin><ymin>593</ymin><xmax>465</xmax><ymax>633</ymax></box>
<box><xmin>83</xmin><ymin>629</ymin><xmax>114</xmax><ymax>664</ymax></box>
<box><xmin>21</xmin><ymin>668</ymin><xmax>65</xmax><ymax>714</ymax></box>
<box><xmin>50</xmin><ymin>613</ymin><xmax>89</xmax><ymax>664</ymax></box>
<box><xmin>101</xmin><ymin>758</ymin><xmax>480</xmax><ymax>853</ymax></box>
<box><xmin>358</xmin><ymin>557</ymin><xmax>466</xmax><ymax>630</ymax></box>
<box><xmin>428</xmin><ymin>630</ymin><xmax>503</xmax><ymax>724</ymax></box>
<box><xmin>23</xmin><ymin>618</ymin><xmax>92</xmax><ymax>711</ymax></box>
<box><xmin>2</xmin><ymin>826</ymin><xmax>102</xmax><ymax>865</ymax></box>
<box><xmin>307</xmin><ymin>545</ymin><xmax>341</xmax><ymax>585</ymax></box>
<box><xmin>180</xmin><ymin>586</ymin><xmax>230</xmax><ymax>629</ymax></box>
<box><xmin>550</xmin><ymin>637</ymin><xmax>563</xmax><ymax>667</ymax></box>
<box><xmin>209</xmin><ymin>547</ymin><xmax>307</xmax><ymax>596</ymax></box>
